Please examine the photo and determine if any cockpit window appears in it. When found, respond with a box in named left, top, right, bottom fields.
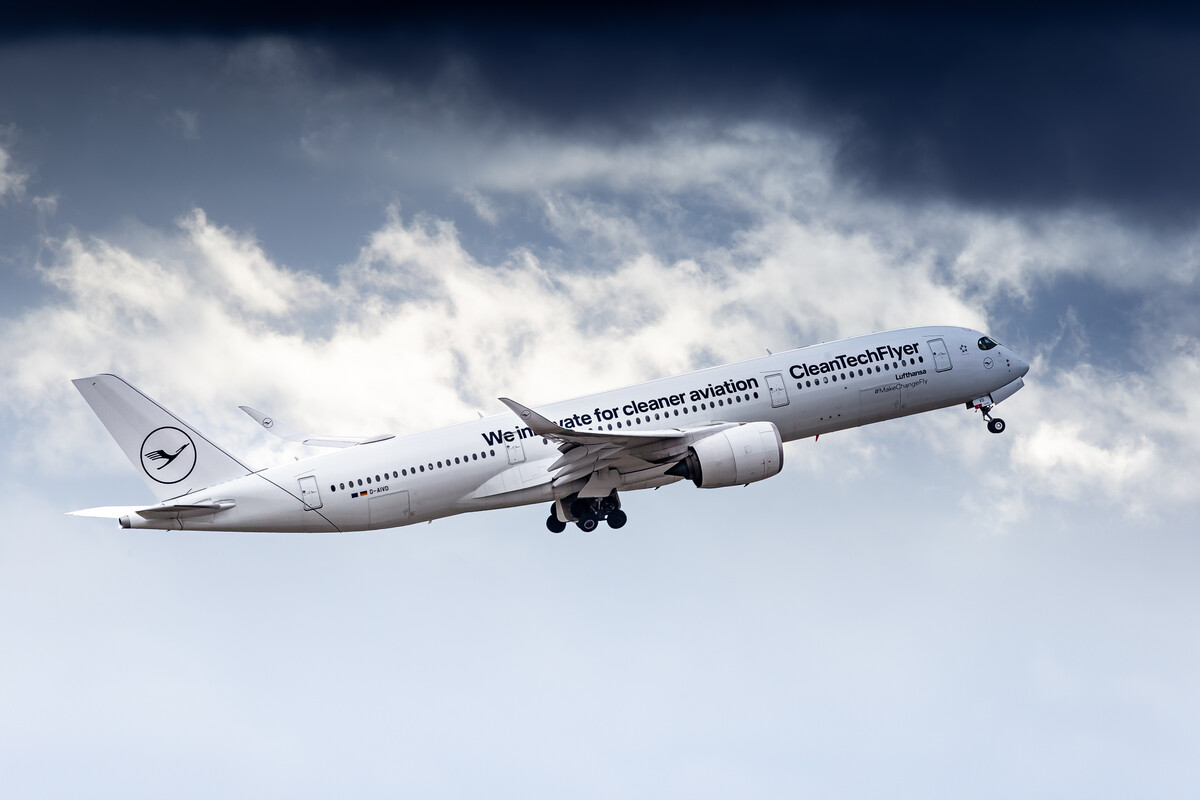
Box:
left=977, top=336, right=1000, bottom=351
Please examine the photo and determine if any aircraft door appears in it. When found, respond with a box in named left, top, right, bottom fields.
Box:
left=765, top=373, right=790, bottom=408
left=927, top=338, right=953, bottom=372
left=506, top=439, right=526, bottom=465
left=298, top=475, right=323, bottom=510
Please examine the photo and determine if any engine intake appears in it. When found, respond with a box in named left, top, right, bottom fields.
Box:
left=666, top=421, right=784, bottom=488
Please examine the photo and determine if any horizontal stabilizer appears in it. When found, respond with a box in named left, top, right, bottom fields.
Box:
left=68, top=505, right=142, bottom=519
left=70, top=502, right=235, bottom=520
left=136, top=502, right=236, bottom=519
left=239, top=406, right=394, bottom=447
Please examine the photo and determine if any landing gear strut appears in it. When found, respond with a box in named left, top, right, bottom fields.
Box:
left=544, top=490, right=626, bottom=533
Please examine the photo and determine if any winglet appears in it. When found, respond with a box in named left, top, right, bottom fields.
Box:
left=498, top=397, right=572, bottom=437
left=240, top=406, right=311, bottom=442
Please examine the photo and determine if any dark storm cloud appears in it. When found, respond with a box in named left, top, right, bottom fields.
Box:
left=338, top=8, right=1200, bottom=225
left=7, top=6, right=1200, bottom=222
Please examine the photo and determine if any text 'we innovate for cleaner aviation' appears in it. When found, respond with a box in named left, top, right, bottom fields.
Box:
left=71, top=326, right=1029, bottom=534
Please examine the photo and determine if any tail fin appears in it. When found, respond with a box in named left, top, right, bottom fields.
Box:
left=73, top=374, right=251, bottom=501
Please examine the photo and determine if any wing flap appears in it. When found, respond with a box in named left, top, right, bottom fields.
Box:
left=498, top=397, right=727, bottom=491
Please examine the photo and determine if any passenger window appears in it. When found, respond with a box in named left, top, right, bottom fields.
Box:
left=366, top=477, right=371, bottom=484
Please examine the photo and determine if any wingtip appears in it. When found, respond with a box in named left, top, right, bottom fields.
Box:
left=497, top=397, right=527, bottom=415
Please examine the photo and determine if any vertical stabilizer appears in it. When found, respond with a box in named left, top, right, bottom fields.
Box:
left=73, top=374, right=251, bottom=502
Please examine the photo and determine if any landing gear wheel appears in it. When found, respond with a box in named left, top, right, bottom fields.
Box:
left=987, top=418, right=1006, bottom=434
left=577, top=516, right=599, bottom=533
left=546, top=515, right=567, bottom=534
left=606, top=509, right=627, bottom=529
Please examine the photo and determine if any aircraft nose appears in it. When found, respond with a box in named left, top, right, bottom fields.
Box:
left=1014, top=351, right=1030, bottom=378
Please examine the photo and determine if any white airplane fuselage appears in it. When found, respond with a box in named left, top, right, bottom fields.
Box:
left=88, top=325, right=1028, bottom=533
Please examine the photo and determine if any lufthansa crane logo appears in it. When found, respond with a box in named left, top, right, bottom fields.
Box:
left=140, top=426, right=197, bottom=484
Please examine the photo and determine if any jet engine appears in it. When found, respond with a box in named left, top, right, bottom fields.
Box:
left=666, top=421, right=784, bottom=488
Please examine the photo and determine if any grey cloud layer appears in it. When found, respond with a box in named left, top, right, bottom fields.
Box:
left=3, top=124, right=1197, bottom=521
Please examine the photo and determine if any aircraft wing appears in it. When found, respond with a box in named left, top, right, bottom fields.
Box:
left=499, top=397, right=731, bottom=495
left=240, top=406, right=394, bottom=448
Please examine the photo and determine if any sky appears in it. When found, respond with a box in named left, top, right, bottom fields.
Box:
left=2, top=8, right=1199, bottom=798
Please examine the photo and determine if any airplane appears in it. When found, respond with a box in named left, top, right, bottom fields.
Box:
left=69, top=325, right=1029, bottom=534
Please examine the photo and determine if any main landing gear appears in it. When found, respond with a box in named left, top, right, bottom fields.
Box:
left=545, top=491, right=627, bottom=533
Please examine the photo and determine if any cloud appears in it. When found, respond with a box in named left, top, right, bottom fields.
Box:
left=1009, top=342, right=1200, bottom=512
left=0, top=126, right=29, bottom=203
left=2, top=121, right=1198, bottom=518
left=0, top=201, right=978, bottom=480
left=165, top=108, right=200, bottom=140
left=32, top=194, right=57, bottom=216
left=455, top=187, right=498, bottom=224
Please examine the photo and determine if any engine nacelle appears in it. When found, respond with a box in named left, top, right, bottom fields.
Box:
left=667, top=421, right=784, bottom=488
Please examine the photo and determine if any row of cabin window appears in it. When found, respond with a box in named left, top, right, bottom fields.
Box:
left=796, top=357, right=924, bottom=390
left=330, top=448, right=499, bottom=492
left=588, top=392, right=760, bottom=431
left=328, top=389, right=765, bottom=492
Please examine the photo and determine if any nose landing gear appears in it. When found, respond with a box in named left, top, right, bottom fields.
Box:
left=970, top=398, right=1006, bottom=434
left=544, top=490, right=626, bottom=533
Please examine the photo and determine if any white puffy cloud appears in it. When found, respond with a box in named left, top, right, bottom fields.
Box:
left=1009, top=343, right=1200, bottom=511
